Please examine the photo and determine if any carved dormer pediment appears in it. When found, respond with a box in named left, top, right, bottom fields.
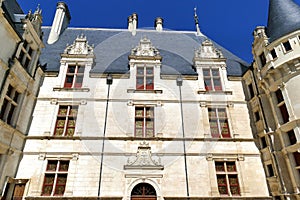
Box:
left=64, top=34, right=94, bottom=55
left=194, top=39, right=224, bottom=60
left=129, top=37, right=161, bottom=60
left=124, top=141, right=164, bottom=170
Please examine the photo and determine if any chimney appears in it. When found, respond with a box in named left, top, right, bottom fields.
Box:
left=155, top=17, right=163, bottom=32
left=47, top=2, right=71, bottom=44
left=128, top=15, right=133, bottom=31
left=128, top=13, right=138, bottom=36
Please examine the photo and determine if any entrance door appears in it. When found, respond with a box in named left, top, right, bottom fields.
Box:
left=131, top=183, right=156, bottom=200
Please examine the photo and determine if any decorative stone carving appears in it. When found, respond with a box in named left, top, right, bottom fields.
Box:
left=194, top=39, right=224, bottom=59
left=64, top=34, right=94, bottom=55
left=124, top=141, right=164, bottom=170
left=130, top=37, right=160, bottom=57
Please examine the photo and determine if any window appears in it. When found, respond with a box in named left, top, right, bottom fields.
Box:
left=54, top=105, right=78, bottom=136
left=0, top=85, right=21, bottom=125
left=266, top=164, right=274, bottom=177
left=287, top=130, right=297, bottom=145
left=270, top=49, right=277, bottom=59
left=283, top=41, right=292, bottom=52
left=64, top=64, right=84, bottom=88
left=135, top=107, right=154, bottom=137
left=260, top=136, right=268, bottom=149
left=18, top=40, right=34, bottom=69
left=215, top=161, right=240, bottom=196
left=293, top=152, right=300, bottom=177
left=136, top=66, right=154, bottom=90
left=208, top=108, right=230, bottom=138
left=42, top=160, right=69, bottom=196
left=254, top=111, right=260, bottom=122
left=2, top=179, right=27, bottom=200
left=248, top=83, right=255, bottom=99
left=275, top=89, right=289, bottom=124
left=259, top=53, right=266, bottom=67
left=203, top=68, right=222, bottom=91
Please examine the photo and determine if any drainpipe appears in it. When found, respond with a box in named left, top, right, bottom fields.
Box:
left=98, top=74, right=113, bottom=197
left=176, top=76, right=190, bottom=199
left=252, top=70, right=286, bottom=196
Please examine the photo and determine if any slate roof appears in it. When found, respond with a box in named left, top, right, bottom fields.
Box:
left=1, top=0, right=26, bottom=36
left=40, top=27, right=249, bottom=77
left=267, top=0, right=300, bottom=42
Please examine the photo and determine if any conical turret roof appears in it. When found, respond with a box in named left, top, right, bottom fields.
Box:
left=267, top=0, right=300, bottom=42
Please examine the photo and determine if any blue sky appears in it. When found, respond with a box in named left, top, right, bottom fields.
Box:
left=17, top=0, right=300, bottom=63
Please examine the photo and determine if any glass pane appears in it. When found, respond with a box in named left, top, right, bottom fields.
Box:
left=59, top=161, right=69, bottom=171
left=208, top=109, right=216, bottom=118
left=75, top=76, right=83, bottom=84
left=66, top=128, right=75, bottom=136
left=55, top=128, right=64, bottom=136
left=135, top=129, right=143, bottom=137
left=146, top=67, right=153, bottom=75
left=218, top=186, right=228, bottom=194
left=146, top=120, right=154, bottom=129
left=42, top=185, right=53, bottom=195
left=68, top=119, right=76, bottom=127
left=218, top=109, right=226, bottom=118
left=204, top=79, right=212, bottom=87
left=203, top=69, right=210, bottom=76
left=212, top=69, right=219, bottom=76
left=229, top=176, right=238, bottom=184
left=230, top=186, right=240, bottom=195
left=135, top=120, right=143, bottom=128
left=54, top=186, right=65, bottom=195
left=58, top=107, right=68, bottom=116
left=215, top=162, right=225, bottom=172
left=146, top=108, right=154, bottom=118
left=146, top=129, right=153, bottom=137
left=13, top=92, right=19, bottom=102
left=56, top=119, right=66, bottom=127
left=67, top=66, right=76, bottom=73
left=44, top=175, right=55, bottom=184
left=47, top=161, right=57, bottom=171
left=227, top=162, right=236, bottom=172
left=137, top=67, right=144, bottom=75
left=135, top=108, right=144, bottom=117
left=56, top=174, right=67, bottom=184
left=77, top=66, right=85, bottom=73
left=69, top=107, right=78, bottom=116
left=65, top=76, right=74, bottom=84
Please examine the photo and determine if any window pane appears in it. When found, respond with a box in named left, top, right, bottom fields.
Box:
left=42, top=185, right=53, bottom=196
left=59, top=161, right=69, bottom=171
left=137, top=67, right=144, bottom=75
left=212, top=69, right=219, bottom=76
left=67, top=66, right=76, bottom=73
left=203, top=69, right=210, bottom=76
left=58, top=107, right=68, bottom=116
left=68, top=119, right=76, bottom=127
left=47, top=161, right=57, bottom=171
left=135, top=108, right=144, bottom=117
left=69, top=107, right=78, bottom=116
left=227, top=162, right=236, bottom=172
left=55, top=128, right=64, bottom=136
left=146, top=120, right=154, bottom=129
left=75, top=76, right=83, bottom=84
left=146, top=108, right=154, bottom=118
left=146, top=68, right=153, bottom=75
left=215, top=162, right=225, bottom=172
left=135, top=128, right=143, bottom=137
left=77, top=66, right=84, bottom=73
left=135, top=120, right=143, bottom=128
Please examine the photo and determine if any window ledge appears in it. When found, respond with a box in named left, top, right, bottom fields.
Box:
left=53, top=87, right=90, bottom=92
left=197, top=90, right=233, bottom=95
left=127, top=89, right=163, bottom=94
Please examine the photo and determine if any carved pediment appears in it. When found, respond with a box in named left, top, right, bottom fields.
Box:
left=124, top=141, right=164, bottom=170
left=194, top=39, right=224, bottom=59
left=64, top=34, right=94, bottom=55
left=130, top=37, right=160, bottom=57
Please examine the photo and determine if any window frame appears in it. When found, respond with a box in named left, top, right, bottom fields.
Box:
left=18, top=40, right=35, bottom=70
left=208, top=108, right=230, bottom=138
left=282, top=40, right=292, bottom=52
left=0, top=84, right=21, bottom=125
left=135, top=106, right=155, bottom=138
left=136, top=66, right=154, bottom=90
left=54, top=105, right=78, bottom=136
left=203, top=68, right=223, bottom=91
left=270, top=49, right=277, bottom=60
left=275, top=89, right=289, bottom=124
left=64, top=64, right=85, bottom=88
left=215, top=161, right=240, bottom=196
left=42, top=160, right=69, bottom=196
left=259, top=52, right=266, bottom=67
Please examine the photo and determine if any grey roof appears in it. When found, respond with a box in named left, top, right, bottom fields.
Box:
left=267, top=0, right=300, bottom=42
left=1, top=0, right=26, bottom=36
left=41, top=27, right=249, bottom=77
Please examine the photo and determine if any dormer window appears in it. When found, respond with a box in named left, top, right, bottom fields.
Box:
left=64, top=64, right=84, bottom=88
left=283, top=41, right=292, bottom=52
left=136, top=66, right=154, bottom=90
left=203, top=68, right=222, bottom=91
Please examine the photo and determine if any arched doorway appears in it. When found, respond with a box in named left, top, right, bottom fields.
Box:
left=131, top=183, right=157, bottom=200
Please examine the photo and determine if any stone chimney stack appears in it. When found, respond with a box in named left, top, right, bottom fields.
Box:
left=128, top=15, right=133, bottom=31
left=131, top=13, right=138, bottom=36
left=155, top=17, right=163, bottom=32
left=47, top=2, right=71, bottom=44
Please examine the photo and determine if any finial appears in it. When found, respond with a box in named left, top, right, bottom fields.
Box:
left=194, top=7, right=199, bottom=25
